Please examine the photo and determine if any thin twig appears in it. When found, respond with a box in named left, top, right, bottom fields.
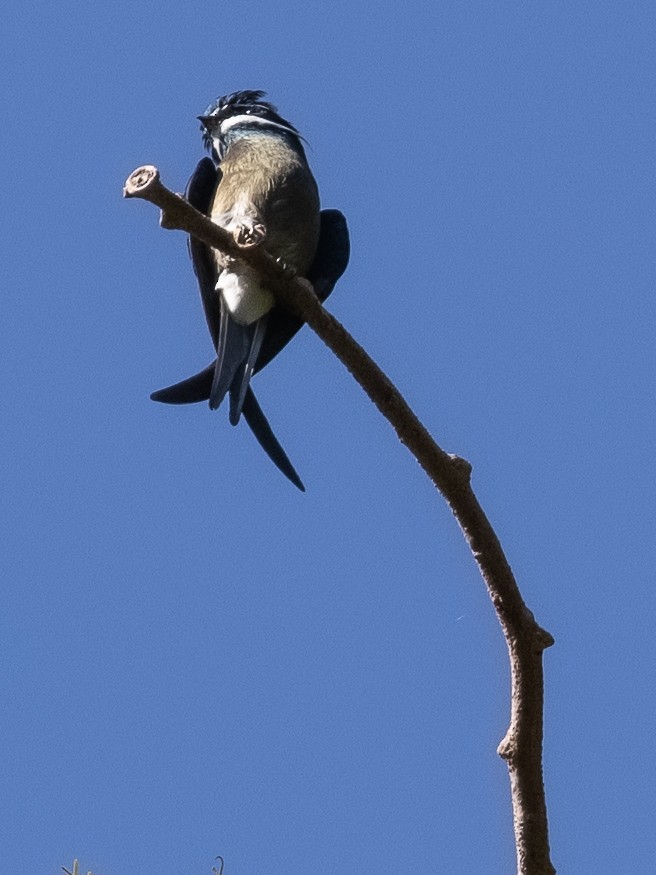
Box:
left=124, top=165, right=557, bottom=875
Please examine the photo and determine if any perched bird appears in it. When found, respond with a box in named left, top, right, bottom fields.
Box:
left=151, top=90, right=349, bottom=490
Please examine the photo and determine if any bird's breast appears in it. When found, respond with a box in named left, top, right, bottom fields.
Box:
left=213, top=137, right=320, bottom=269
left=209, top=136, right=321, bottom=325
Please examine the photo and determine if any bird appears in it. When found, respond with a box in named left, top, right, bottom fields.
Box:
left=151, top=90, right=349, bottom=491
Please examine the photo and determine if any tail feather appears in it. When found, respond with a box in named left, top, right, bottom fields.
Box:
left=209, top=298, right=251, bottom=410
left=150, top=365, right=213, bottom=404
left=241, top=388, right=305, bottom=491
left=230, top=315, right=269, bottom=425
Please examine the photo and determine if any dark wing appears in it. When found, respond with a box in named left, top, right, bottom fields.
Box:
left=150, top=157, right=221, bottom=403
left=185, top=157, right=222, bottom=347
left=307, top=209, right=351, bottom=302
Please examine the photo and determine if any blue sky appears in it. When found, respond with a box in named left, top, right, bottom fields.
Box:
left=2, top=2, right=655, bottom=873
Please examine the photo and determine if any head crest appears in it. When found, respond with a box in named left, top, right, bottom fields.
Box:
left=199, top=90, right=304, bottom=149
left=202, top=90, right=279, bottom=119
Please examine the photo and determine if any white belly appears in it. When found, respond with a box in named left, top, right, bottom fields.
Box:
left=216, top=264, right=274, bottom=325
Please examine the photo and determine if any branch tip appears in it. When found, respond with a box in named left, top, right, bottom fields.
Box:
left=123, top=165, right=161, bottom=199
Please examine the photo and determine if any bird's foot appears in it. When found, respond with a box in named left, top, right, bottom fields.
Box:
left=234, top=221, right=267, bottom=248
left=274, top=256, right=297, bottom=278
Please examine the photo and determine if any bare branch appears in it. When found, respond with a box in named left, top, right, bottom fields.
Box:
left=124, top=166, right=556, bottom=875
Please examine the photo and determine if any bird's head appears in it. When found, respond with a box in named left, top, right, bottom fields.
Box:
left=198, top=90, right=307, bottom=162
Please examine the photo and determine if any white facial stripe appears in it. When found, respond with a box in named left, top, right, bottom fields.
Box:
left=218, top=114, right=297, bottom=137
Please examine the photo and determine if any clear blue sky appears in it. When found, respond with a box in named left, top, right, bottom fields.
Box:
left=2, top=2, right=654, bottom=873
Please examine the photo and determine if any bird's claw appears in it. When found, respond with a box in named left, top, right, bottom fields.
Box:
left=275, top=256, right=297, bottom=278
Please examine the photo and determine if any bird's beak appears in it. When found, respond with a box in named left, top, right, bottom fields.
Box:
left=197, top=115, right=211, bottom=127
